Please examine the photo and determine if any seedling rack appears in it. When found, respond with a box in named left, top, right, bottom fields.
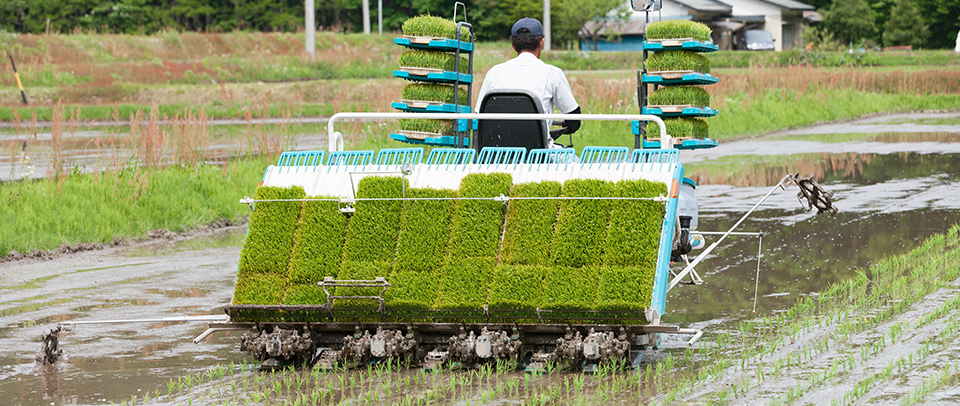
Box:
left=636, top=17, right=719, bottom=150
left=391, top=9, right=475, bottom=148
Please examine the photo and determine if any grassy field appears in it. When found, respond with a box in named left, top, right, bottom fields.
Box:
left=2, top=32, right=959, bottom=256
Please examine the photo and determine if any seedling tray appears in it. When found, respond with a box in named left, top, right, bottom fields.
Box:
left=643, top=39, right=718, bottom=53
left=393, top=100, right=471, bottom=113
left=394, top=36, right=474, bottom=53
left=641, top=137, right=719, bottom=150
left=390, top=132, right=470, bottom=147
left=643, top=105, right=719, bottom=117
left=394, top=68, right=473, bottom=84
left=642, top=72, right=718, bottom=85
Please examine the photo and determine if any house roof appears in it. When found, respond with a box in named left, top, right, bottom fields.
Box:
left=673, top=0, right=732, bottom=13
left=754, top=0, right=814, bottom=11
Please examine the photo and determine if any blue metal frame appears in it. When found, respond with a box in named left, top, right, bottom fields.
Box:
left=579, top=146, right=630, bottom=169
left=650, top=162, right=685, bottom=317
left=326, top=150, right=374, bottom=171
left=477, top=147, right=526, bottom=169
left=426, top=148, right=476, bottom=169
left=526, top=148, right=576, bottom=171
left=375, top=148, right=424, bottom=170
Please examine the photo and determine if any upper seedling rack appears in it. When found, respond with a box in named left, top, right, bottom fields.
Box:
left=390, top=11, right=476, bottom=148
left=636, top=19, right=719, bottom=150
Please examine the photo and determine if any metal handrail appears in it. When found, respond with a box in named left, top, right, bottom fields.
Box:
left=326, top=112, right=670, bottom=152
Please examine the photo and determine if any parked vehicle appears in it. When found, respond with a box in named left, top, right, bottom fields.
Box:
left=737, top=29, right=775, bottom=51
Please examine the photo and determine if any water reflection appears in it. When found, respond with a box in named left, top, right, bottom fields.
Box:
left=687, top=152, right=960, bottom=187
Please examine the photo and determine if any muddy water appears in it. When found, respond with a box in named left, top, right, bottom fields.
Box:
left=1, top=113, right=958, bottom=404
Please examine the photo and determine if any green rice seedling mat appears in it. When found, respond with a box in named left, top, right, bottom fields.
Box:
left=233, top=186, right=304, bottom=305
left=394, top=37, right=474, bottom=53
left=384, top=269, right=439, bottom=322
left=333, top=261, right=392, bottom=321
left=603, top=179, right=667, bottom=268
left=644, top=20, right=712, bottom=43
left=595, top=266, right=655, bottom=320
left=283, top=284, right=326, bottom=305
left=341, top=176, right=407, bottom=263
left=236, top=186, right=305, bottom=275
left=398, top=50, right=470, bottom=74
left=540, top=266, right=601, bottom=323
left=401, top=15, right=472, bottom=42
left=647, top=117, right=709, bottom=139
left=287, top=198, right=347, bottom=286
left=447, top=173, right=513, bottom=258
left=487, top=265, right=546, bottom=323
left=498, top=181, right=562, bottom=266
left=551, top=179, right=615, bottom=268
left=394, top=188, right=458, bottom=274
left=233, top=272, right=287, bottom=305
left=397, top=119, right=454, bottom=140
left=649, top=86, right=710, bottom=107
left=645, top=50, right=711, bottom=75
left=401, top=83, right=468, bottom=104
left=435, top=257, right=495, bottom=322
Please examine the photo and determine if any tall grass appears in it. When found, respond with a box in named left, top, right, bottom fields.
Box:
left=0, top=160, right=262, bottom=256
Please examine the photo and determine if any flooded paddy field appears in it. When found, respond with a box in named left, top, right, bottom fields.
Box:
left=1, top=112, right=959, bottom=405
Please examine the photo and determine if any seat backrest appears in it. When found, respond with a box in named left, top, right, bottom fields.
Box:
left=476, top=89, right=550, bottom=151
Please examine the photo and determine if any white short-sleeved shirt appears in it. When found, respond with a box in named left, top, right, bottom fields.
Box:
left=475, top=52, right=579, bottom=115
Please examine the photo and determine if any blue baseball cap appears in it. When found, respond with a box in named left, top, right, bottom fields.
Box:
left=511, top=17, right=543, bottom=37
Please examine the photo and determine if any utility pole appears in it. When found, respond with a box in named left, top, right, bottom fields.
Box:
left=378, top=0, right=383, bottom=35
left=305, top=0, right=316, bottom=58
left=362, top=0, right=371, bottom=34
left=543, top=0, right=551, bottom=50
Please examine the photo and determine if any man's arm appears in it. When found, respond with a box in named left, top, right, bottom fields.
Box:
left=553, top=70, right=581, bottom=135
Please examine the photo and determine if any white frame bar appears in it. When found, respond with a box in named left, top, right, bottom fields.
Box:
left=326, top=112, right=670, bottom=152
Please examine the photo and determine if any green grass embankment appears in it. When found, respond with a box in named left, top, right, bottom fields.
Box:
left=0, top=159, right=264, bottom=258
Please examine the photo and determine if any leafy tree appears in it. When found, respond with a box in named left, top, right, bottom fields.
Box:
left=823, top=0, right=876, bottom=44
left=915, top=0, right=960, bottom=49
left=560, top=0, right=628, bottom=51
left=882, top=0, right=927, bottom=48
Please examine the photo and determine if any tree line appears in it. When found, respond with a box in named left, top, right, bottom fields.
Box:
left=0, top=0, right=957, bottom=49
left=0, top=0, right=622, bottom=47
left=804, top=0, right=957, bottom=49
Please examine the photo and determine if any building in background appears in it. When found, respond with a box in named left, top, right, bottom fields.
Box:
left=581, top=0, right=816, bottom=52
